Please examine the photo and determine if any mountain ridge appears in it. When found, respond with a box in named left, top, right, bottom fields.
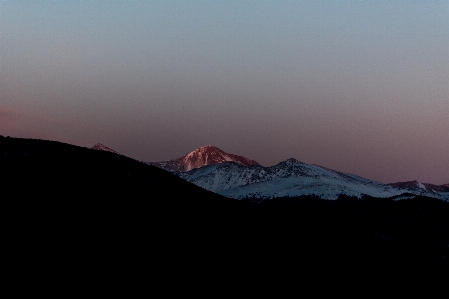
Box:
left=390, top=180, right=449, bottom=193
left=89, top=142, right=448, bottom=200
left=177, top=160, right=449, bottom=201
left=148, top=145, right=260, bottom=172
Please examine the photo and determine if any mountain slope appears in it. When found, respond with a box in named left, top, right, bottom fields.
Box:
left=148, top=145, right=259, bottom=172
left=390, top=180, right=449, bottom=193
left=178, top=159, right=449, bottom=201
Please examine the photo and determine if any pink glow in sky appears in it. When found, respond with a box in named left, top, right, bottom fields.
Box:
left=1, top=1, right=448, bottom=184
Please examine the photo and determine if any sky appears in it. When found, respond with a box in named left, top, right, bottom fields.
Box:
left=1, top=1, right=448, bottom=185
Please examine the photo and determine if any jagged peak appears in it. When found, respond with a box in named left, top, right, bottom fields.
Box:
left=92, top=143, right=106, bottom=148
left=270, top=158, right=304, bottom=168
left=390, top=180, right=428, bottom=190
left=286, top=158, right=299, bottom=162
left=190, top=145, right=222, bottom=153
left=90, top=143, right=121, bottom=155
left=280, top=158, right=303, bottom=165
left=151, top=145, right=259, bottom=172
left=197, top=145, right=219, bottom=150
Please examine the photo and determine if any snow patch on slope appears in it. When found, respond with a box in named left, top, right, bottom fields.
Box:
left=177, top=160, right=449, bottom=201
left=416, top=181, right=426, bottom=190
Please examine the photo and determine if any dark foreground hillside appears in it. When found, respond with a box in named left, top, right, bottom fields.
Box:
left=2, top=136, right=448, bottom=283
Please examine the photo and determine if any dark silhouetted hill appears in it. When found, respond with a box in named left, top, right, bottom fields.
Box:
left=2, top=135, right=448, bottom=279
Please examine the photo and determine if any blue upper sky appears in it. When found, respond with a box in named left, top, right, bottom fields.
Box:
left=1, top=1, right=448, bottom=184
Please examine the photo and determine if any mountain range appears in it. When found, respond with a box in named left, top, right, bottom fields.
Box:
left=3, top=135, right=448, bottom=272
left=140, top=145, right=449, bottom=201
left=177, top=159, right=447, bottom=201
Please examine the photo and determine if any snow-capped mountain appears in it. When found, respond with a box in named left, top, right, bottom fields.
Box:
left=390, top=180, right=449, bottom=194
left=91, top=143, right=122, bottom=155
left=148, top=145, right=259, bottom=172
left=90, top=142, right=448, bottom=201
left=177, top=159, right=449, bottom=201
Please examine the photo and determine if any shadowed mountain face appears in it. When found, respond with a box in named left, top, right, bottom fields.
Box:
left=148, top=145, right=260, bottom=172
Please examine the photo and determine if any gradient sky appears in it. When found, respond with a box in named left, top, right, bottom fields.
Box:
left=1, top=1, right=448, bottom=184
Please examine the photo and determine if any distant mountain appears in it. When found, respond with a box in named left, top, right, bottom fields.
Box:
left=178, top=159, right=449, bottom=201
left=148, top=145, right=259, bottom=172
left=92, top=142, right=448, bottom=202
left=390, top=180, right=449, bottom=193
left=91, top=143, right=122, bottom=155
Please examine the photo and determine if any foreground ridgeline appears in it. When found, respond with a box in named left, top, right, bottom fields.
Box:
left=0, top=136, right=222, bottom=201
left=2, top=135, right=448, bottom=273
